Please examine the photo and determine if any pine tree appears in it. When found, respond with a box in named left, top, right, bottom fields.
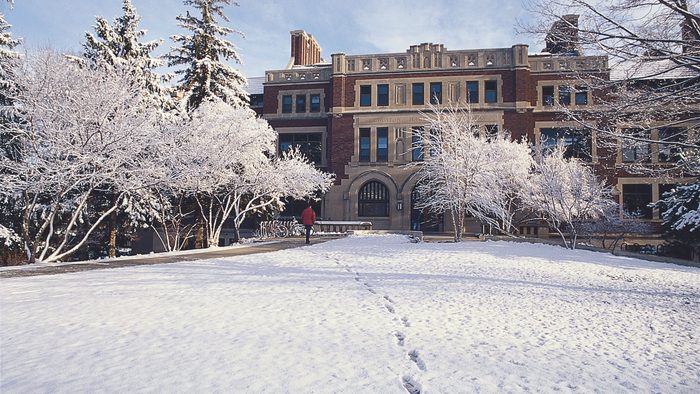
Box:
left=655, top=182, right=700, bottom=260
left=82, top=1, right=173, bottom=257
left=83, top=0, right=170, bottom=108
left=167, top=0, right=248, bottom=110
left=0, top=1, right=20, bottom=121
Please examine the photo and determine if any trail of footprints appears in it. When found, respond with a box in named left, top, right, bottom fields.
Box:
left=328, top=254, right=426, bottom=394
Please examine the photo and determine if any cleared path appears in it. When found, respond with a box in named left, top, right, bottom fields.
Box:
left=0, top=237, right=339, bottom=279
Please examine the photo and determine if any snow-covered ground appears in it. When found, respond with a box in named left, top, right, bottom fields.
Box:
left=2, top=235, right=698, bottom=393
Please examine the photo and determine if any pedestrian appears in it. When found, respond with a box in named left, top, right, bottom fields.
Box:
left=300, top=203, right=316, bottom=244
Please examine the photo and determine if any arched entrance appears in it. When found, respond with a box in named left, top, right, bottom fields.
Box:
left=410, top=186, right=443, bottom=233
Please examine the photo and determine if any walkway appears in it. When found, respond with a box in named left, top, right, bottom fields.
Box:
left=1, top=238, right=338, bottom=279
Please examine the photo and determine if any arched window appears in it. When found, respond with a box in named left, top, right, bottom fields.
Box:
left=358, top=181, right=389, bottom=217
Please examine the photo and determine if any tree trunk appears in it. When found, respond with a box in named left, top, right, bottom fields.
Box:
left=233, top=224, right=240, bottom=243
left=108, top=195, right=118, bottom=258
left=195, top=219, right=204, bottom=249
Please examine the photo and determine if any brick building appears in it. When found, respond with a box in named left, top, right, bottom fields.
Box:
left=261, top=29, right=696, bottom=234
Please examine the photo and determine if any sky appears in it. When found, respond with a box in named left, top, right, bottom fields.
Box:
left=2, top=0, right=542, bottom=78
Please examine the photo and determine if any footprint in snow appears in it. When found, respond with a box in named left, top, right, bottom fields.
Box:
left=402, top=375, right=422, bottom=394
left=408, top=349, right=427, bottom=371
left=383, top=295, right=395, bottom=304
left=385, top=304, right=395, bottom=313
left=402, top=316, right=411, bottom=327
left=395, top=331, right=405, bottom=346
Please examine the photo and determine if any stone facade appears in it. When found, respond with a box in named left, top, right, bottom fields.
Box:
left=262, top=30, right=695, bottom=234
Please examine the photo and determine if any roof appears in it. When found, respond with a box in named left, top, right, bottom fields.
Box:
left=610, top=58, right=699, bottom=81
left=246, top=76, right=265, bottom=95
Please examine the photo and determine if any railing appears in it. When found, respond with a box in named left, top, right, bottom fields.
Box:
left=315, top=221, right=372, bottom=233
left=256, top=219, right=373, bottom=239
left=257, top=218, right=302, bottom=239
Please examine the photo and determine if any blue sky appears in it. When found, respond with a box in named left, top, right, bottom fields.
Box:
left=3, top=0, right=541, bottom=78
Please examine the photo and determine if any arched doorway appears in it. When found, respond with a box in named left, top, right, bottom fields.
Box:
left=358, top=181, right=389, bottom=217
left=411, top=186, right=443, bottom=232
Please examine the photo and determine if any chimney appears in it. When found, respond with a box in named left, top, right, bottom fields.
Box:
left=289, top=30, right=322, bottom=67
left=681, top=14, right=700, bottom=54
left=543, top=14, right=581, bottom=56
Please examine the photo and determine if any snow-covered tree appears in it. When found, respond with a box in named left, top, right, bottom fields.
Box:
left=520, top=0, right=700, bottom=176
left=0, top=51, right=163, bottom=263
left=411, top=104, right=534, bottom=241
left=79, top=0, right=175, bottom=257
left=0, top=0, right=20, bottom=122
left=82, top=0, right=172, bottom=111
left=653, top=181, right=700, bottom=259
left=167, top=0, right=248, bottom=110
left=165, top=101, right=333, bottom=246
left=578, top=206, right=653, bottom=250
left=522, top=144, right=615, bottom=249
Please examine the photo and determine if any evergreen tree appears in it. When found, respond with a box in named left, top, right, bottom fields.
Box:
left=0, top=1, right=20, bottom=121
left=82, top=0, right=173, bottom=257
left=655, top=182, right=700, bottom=260
left=83, top=0, right=171, bottom=109
left=167, top=0, right=248, bottom=110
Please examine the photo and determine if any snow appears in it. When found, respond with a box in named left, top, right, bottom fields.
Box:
left=2, top=235, right=698, bottom=393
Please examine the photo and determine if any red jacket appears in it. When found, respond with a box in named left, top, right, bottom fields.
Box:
left=301, top=207, right=316, bottom=225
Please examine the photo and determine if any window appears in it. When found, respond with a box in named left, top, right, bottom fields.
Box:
left=377, top=84, right=389, bottom=106
left=360, top=85, right=371, bottom=107
left=467, top=81, right=479, bottom=103
left=296, top=94, right=306, bottom=113
left=282, top=95, right=292, bottom=113
left=621, top=129, right=650, bottom=162
left=310, top=94, right=321, bottom=112
left=279, top=133, right=323, bottom=164
left=658, top=127, right=684, bottom=162
left=376, top=127, right=388, bottom=162
left=542, top=86, right=555, bottom=106
left=575, top=85, right=588, bottom=105
left=250, top=94, right=264, bottom=108
left=540, top=128, right=592, bottom=161
left=430, top=82, right=442, bottom=104
left=395, top=84, right=406, bottom=105
left=559, top=86, right=571, bottom=106
left=412, top=127, right=424, bottom=161
left=622, top=184, right=653, bottom=219
left=484, top=80, right=497, bottom=103
left=412, top=83, right=424, bottom=105
left=359, top=128, right=371, bottom=162
left=358, top=181, right=389, bottom=217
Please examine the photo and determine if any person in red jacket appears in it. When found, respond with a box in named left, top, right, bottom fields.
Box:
left=300, top=203, right=316, bottom=244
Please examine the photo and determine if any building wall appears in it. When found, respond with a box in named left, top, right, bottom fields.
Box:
left=263, top=39, right=695, bottom=233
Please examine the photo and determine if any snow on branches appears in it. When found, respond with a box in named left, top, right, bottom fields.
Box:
left=0, top=51, right=164, bottom=263
left=163, top=101, right=333, bottom=246
left=82, top=0, right=172, bottom=113
left=520, top=0, right=700, bottom=176
left=411, top=104, right=533, bottom=241
left=522, top=144, right=615, bottom=249
left=167, top=0, right=248, bottom=110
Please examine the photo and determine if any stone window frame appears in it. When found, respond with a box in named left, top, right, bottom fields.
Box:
left=535, top=80, right=591, bottom=110
left=275, top=126, right=328, bottom=167
left=616, top=177, right=696, bottom=221
left=351, top=75, right=503, bottom=111
left=534, top=121, right=599, bottom=164
left=614, top=121, right=695, bottom=165
left=276, top=88, right=326, bottom=117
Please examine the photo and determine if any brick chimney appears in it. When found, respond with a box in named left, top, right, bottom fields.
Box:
left=543, top=14, right=581, bottom=56
left=681, top=15, right=700, bottom=54
left=289, top=30, right=322, bottom=67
